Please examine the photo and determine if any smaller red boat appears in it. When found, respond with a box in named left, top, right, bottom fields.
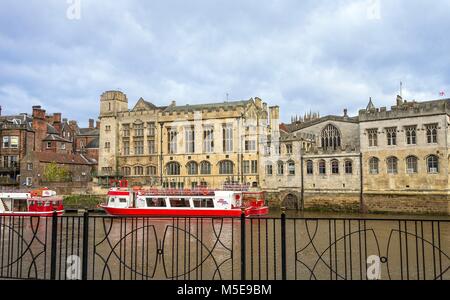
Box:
left=0, top=188, right=64, bottom=217
left=100, top=180, right=269, bottom=217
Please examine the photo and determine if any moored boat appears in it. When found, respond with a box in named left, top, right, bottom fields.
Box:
left=0, top=188, right=64, bottom=217
left=100, top=180, right=269, bottom=217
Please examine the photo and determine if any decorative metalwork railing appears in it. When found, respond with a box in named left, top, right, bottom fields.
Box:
left=0, top=213, right=448, bottom=280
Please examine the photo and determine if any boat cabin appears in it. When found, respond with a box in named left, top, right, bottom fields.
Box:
left=106, top=189, right=243, bottom=210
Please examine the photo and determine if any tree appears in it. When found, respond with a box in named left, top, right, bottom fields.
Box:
left=43, top=162, right=71, bottom=182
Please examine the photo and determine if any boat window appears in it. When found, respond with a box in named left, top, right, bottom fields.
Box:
left=119, top=198, right=127, bottom=203
left=44, top=201, right=51, bottom=207
left=169, top=198, right=190, bottom=208
left=146, top=198, right=166, bottom=208
left=193, top=198, right=214, bottom=208
left=14, top=200, right=28, bottom=212
left=109, top=197, right=115, bottom=203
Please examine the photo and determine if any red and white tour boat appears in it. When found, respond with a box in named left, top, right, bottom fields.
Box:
left=100, top=180, right=269, bottom=217
left=0, top=188, right=64, bottom=217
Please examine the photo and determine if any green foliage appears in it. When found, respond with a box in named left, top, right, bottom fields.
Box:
left=43, top=162, right=71, bottom=182
left=63, top=195, right=104, bottom=209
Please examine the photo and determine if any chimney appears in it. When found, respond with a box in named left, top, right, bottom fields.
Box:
left=89, top=119, right=94, bottom=129
left=63, top=118, right=68, bottom=123
left=396, top=95, right=403, bottom=106
left=53, top=113, right=62, bottom=123
left=170, top=100, right=176, bottom=107
left=96, top=120, right=100, bottom=129
left=343, top=108, right=348, bottom=118
left=32, top=106, right=46, bottom=119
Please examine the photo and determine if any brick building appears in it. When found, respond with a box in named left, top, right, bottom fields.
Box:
left=0, top=105, right=98, bottom=188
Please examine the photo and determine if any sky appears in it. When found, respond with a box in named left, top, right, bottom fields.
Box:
left=0, top=0, right=449, bottom=126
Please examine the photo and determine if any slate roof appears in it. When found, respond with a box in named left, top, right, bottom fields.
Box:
left=43, top=134, right=72, bottom=143
left=78, top=128, right=100, bottom=136
left=162, top=100, right=252, bottom=113
left=85, top=137, right=99, bottom=149
left=35, top=152, right=94, bottom=165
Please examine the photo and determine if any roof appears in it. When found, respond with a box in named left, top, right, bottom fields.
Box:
left=43, top=134, right=72, bottom=143
left=78, top=128, right=100, bottom=136
left=35, top=152, right=94, bottom=165
left=47, top=124, right=58, bottom=134
left=285, top=115, right=359, bottom=132
left=162, top=100, right=252, bottom=113
left=85, top=137, right=99, bottom=149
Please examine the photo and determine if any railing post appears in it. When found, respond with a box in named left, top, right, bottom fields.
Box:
left=281, top=207, right=287, bottom=280
left=240, top=208, right=246, bottom=281
left=50, top=211, right=58, bottom=280
left=82, top=211, right=89, bottom=280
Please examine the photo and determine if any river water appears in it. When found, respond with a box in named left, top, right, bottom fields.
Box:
left=0, top=211, right=448, bottom=280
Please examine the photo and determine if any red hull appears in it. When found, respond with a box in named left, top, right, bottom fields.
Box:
left=0, top=210, right=64, bottom=217
left=100, top=205, right=268, bottom=217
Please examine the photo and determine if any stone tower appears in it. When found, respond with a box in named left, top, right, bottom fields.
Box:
left=98, top=91, right=129, bottom=176
left=100, top=90, right=128, bottom=117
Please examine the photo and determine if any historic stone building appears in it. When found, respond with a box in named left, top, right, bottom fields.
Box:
left=359, top=96, right=450, bottom=214
left=268, top=95, right=450, bottom=214
left=97, top=90, right=279, bottom=189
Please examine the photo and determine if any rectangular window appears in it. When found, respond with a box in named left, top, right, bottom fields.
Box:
left=203, top=126, right=214, bottom=153
left=169, top=198, right=191, bottom=208
left=2, top=137, right=9, bottom=148
left=123, top=141, right=130, bottom=155
left=2, top=136, right=19, bottom=149
left=123, top=124, right=130, bottom=137
left=105, top=125, right=111, bottom=131
left=134, top=140, right=144, bottom=155
left=243, top=161, right=250, bottom=174
left=286, top=144, right=293, bottom=154
left=147, top=122, right=156, bottom=136
left=251, top=160, right=258, bottom=174
left=134, top=124, right=144, bottom=137
left=185, top=127, right=195, bottom=154
left=10, top=137, right=19, bottom=149
left=27, top=163, right=33, bottom=171
left=47, top=142, right=52, bottom=149
left=148, top=140, right=156, bottom=154
left=222, top=125, right=233, bottom=152
left=266, top=164, right=273, bottom=175
left=60, top=143, right=66, bottom=150
left=168, top=128, right=178, bottom=154
left=367, top=129, right=378, bottom=147
left=26, top=177, right=32, bottom=186
left=245, top=140, right=256, bottom=152
left=277, top=162, right=284, bottom=175
left=405, top=126, right=417, bottom=145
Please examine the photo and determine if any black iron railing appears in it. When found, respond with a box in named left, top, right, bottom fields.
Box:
left=0, top=212, right=448, bottom=280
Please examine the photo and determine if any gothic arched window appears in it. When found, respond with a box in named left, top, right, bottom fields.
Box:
left=321, top=124, right=341, bottom=150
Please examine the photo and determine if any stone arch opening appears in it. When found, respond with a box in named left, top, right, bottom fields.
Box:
left=282, top=193, right=299, bottom=210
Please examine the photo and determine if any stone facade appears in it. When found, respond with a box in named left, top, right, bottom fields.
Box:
left=97, top=91, right=450, bottom=215
left=97, top=90, right=279, bottom=189
left=269, top=95, right=450, bottom=214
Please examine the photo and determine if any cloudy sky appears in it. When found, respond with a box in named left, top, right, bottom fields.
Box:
left=0, top=0, right=449, bottom=125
